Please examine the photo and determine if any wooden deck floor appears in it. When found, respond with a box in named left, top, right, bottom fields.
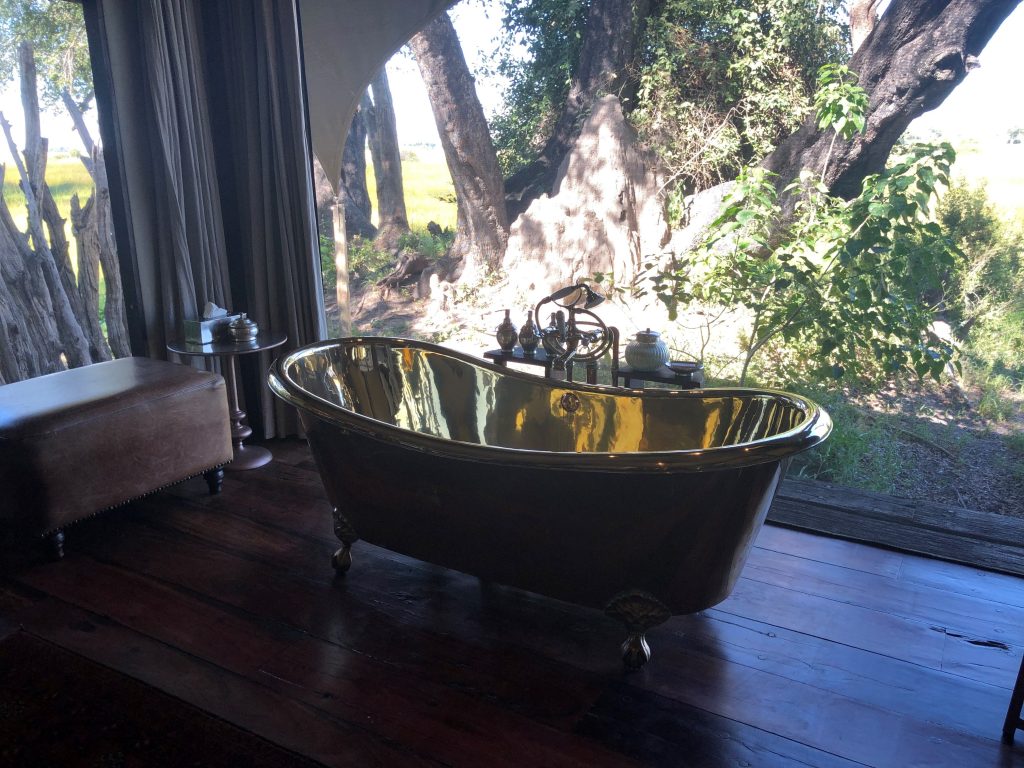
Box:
left=2, top=438, right=1023, bottom=767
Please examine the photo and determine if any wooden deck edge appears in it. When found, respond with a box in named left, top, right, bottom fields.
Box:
left=770, top=478, right=1024, bottom=578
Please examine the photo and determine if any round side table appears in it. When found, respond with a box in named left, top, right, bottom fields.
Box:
left=167, top=331, right=287, bottom=471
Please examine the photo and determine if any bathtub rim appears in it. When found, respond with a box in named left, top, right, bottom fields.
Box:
left=268, top=336, right=832, bottom=473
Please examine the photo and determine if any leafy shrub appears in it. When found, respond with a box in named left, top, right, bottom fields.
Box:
left=320, top=233, right=336, bottom=290
left=931, top=182, right=1024, bottom=406
left=631, top=0, right=848, bottom=206
left=348, top=237, right=398, bottom=286
left=975, top=373, right=1020, bottom=422
left=347, top=227, right=454, bottom=287
left=936, top=181, right=1022, bottom=326
left=650, top=141, right=959, bottom=385
left=773, top=386, right=904, bottom=492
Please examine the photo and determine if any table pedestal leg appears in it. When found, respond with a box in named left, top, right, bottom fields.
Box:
left=222, top=354, right=272, bottom=471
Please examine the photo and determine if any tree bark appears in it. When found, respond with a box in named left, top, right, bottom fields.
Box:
left=90, top=147, right=131, bottom=358
left=313, top=153, right=336, bottom=241
left=762, top=0, right=1022, bottom=205
left=0, top=167, right=67, bottom=380
left=503, top=0, right=652, bottom=219
left=1, top=112, right=92, bottom=370
left=849, top=0, right=884, bottom=52
left=340, top=91, right=376, bottom=240
left=70, top=193, right=112, bottom=362
left=410, top=12, right=509, bottom=279
left=367, top=67, right=409, bottom=252
left=61, top=89, right=96, bottom=177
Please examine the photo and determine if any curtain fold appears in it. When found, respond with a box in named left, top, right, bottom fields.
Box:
left=86, top=0, right=325, bottom=438
left=138, top=0, right=233, bottom=352
left=203, top=0, right=327, bottom=438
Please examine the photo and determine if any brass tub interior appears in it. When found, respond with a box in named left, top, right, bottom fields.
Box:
left=271, top=337, right=831, bottom=470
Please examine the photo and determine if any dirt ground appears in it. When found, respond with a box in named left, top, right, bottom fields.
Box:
left=336, top=282, right=1024, bottom=518
left=852, top=380, right=1024, bottom=516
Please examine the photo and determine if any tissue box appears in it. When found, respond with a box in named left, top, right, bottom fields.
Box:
left=184, top=314, right=241, bottom=344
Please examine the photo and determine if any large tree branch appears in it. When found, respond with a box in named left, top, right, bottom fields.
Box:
left=762, top=0, right=1021, bottom=205
left=61, top=88, right=96, bottom=178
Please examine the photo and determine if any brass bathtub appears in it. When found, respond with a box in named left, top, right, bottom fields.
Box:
left=268, top=337, right=831, bottom=669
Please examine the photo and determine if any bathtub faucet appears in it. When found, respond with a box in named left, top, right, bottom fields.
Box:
left=534, top=280, right=614, bottom=382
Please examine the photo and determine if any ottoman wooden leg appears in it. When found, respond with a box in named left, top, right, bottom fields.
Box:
left=203, top=468, right=225, bottom=495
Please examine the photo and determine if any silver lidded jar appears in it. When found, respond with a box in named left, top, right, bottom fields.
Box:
left=625, top=328, right=669, bottom=371
left=228, top=312, right=259, bottom=343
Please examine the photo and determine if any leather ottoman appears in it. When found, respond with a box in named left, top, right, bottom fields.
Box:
left=0, top=357, right=232, bottom=558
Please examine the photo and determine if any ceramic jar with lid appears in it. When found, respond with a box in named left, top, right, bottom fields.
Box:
left=624, top=328, right=669, bottom=371
left=228, top=312, right=259, bottom=343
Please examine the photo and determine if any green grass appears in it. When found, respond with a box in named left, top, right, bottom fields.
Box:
left=365, top=149, right=457, bottom=230
left=3, top=155, right=93, bottom=219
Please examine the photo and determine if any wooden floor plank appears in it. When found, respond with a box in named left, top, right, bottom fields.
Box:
left=754, top=523, right=905, bottom=579
left=743, top=546, right=1024, bottom=648
left=4, top=439, right=1023, bottom=767
left=9, top=597, right=442, bottom=767
left=72, top=496, right=1018, bottom=766
left=897, top=555, right=1024, bottom=609
left=16, top=540, right=638, bottom=768
left=130, top=498, right=1017, bottom=743
left=576, top=683, right=867, bottom=768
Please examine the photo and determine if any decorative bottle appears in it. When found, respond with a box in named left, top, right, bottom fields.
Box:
left=495, top=309, right=518, bottom=352
left=518, top=312, right=540, bottom=355
left=625, top=329, right=669, bottom=371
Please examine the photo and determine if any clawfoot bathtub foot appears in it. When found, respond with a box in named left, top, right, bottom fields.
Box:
left=332, top=544, right=353, bottom=573
left=331, top=507, right=359, bottom=575
left=621, top=631, right=652, bottom=671
left=605, top=590, right=672, bottom=672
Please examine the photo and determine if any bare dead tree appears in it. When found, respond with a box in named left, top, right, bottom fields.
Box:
left=0, top=41, right=132, bottom=382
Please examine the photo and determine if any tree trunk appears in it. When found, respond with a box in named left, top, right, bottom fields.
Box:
left=60, top=84, right=131, bottom=358
left=90, top=147, right=131, bottom=358
left=503, top=0, right=652, bottom=219
left=340, top=92, right=376, bottom=240
left=0, top=170, right=68, bottom=380
left=313, top=153, right=336, bottom=241
left=762, top=0, right=1022, bottom=206
left=410, top=12, right=509, bottom=279
left=70, top=193, right=113, bottom=362
left=367, top=67, right=409, bottom=252
left=849, top=0, right=884, bottom=52
left=0, top=113, right=92, bottom=370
